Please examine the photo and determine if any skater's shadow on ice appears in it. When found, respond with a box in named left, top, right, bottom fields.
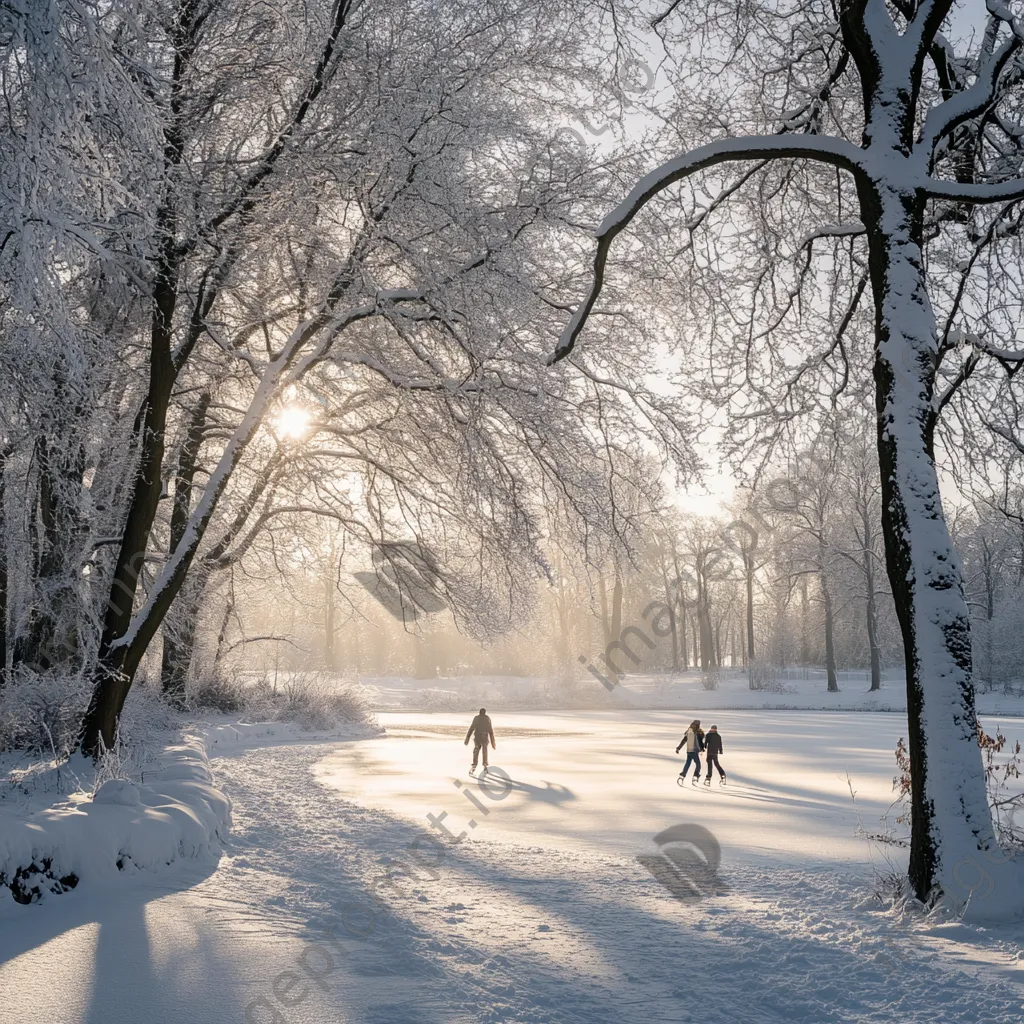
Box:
left=617, top=750, right=685, bottom=765
left=722, top=777, right=846, bottom=811
left=497, top=775, right=576, bottom=805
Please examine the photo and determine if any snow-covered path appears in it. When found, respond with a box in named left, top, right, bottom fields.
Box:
left=3, top=711, right=1024, bottom=1023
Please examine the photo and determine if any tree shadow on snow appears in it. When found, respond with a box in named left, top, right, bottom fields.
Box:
left=0, top=859, right=237, bottom=1024
left=387, top=830, right=1024, bottom=1024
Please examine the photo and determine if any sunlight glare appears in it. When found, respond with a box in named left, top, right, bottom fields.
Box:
left=274, top=404, right=312, bottom=441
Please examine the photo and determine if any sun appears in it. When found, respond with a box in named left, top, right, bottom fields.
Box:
left=273, top=403, right=312, bottom=441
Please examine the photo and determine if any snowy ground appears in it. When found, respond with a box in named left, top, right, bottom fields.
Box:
left=354, top=667, right=1024, bottom=716
left=3, top=709, right=1024, bottom=1022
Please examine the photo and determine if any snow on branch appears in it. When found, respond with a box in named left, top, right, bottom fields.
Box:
left=796, top=222, right=866, bottom=251
left=917, top=175, right=1024, bottom=202
left=108, top=299, right=377, bottom=654
left=902, top=0, right=958, bottom=59
left=948, top=328, right=1024, bottom=362
left=920, top=7, right=1022, bottom=159
left=549, top=136, right=865, bottom=363
left=861, top=0, right=908, bottom=57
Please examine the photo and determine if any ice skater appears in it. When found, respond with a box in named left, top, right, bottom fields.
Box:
left=703, top=724, right=726, bottom=786
left=675, top=719, right=705, bottom=785
left=465, top=707, right=496, bottom=774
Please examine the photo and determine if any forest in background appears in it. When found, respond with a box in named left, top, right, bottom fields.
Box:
left=210, top=428, right=1024, bottom=699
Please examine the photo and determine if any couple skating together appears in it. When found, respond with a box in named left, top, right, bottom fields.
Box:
left=675, top=720, right=727, bottom=787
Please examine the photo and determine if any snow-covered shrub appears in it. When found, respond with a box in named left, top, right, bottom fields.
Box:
left=238, top=676, right=277, bottom=719
left=190, top=674, right=247, bottom=713
left=700, top=667, right=719, bottom=691
left=280, top=676, right=336, bottom=729
left=195, top=670, right=375, bottom=730
left=0, top=670, right=90, bottom=756
left=870, top=868, right=914, bottom=908
left=416, top=687, right=464, bottom=711
left=2, top=735, right=230, bottom=904
left=92, top=741, right=135, bottom=791
left=117, top=682, right=176, bottom=747
left=0, top=667, right=176, bottom=763
left=747, top=658, right=785, bottom=692
left=275, top=674, right=374, bottom=730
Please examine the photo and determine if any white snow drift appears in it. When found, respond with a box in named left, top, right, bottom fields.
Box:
left=0, top=734, right=230, bottom=904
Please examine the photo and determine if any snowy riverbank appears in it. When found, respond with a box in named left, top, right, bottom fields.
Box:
left=0, top=713, right=385, bottom=907
left=351, top=668, right=1024, bottom=717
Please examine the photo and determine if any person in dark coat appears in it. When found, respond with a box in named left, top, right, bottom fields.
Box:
left=464, top=707, right=496, bottom=773
left=675, top=719, right=705, bottom=784
left=703, top=724, right=726, bottom=785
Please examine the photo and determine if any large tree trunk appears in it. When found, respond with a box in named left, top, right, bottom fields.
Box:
left=745, top=555, right=755, bottom=665
left=78, top=4, right=194, bottom=754
left=78, top=0, right=358, bottom=754
left=0, top=444, right=8, bottom=686
left=863, top=515, right=882, bottom=691
left=81, top=321, right=311, bottom=755
left=865, top=180, right=1001, bottom=907
left=799, top=575, right=810, bottom=665
left=822, top=578, right=838, bottom=692
left=697, top=576, right=713, bottom=673
left=161, top=393, right=210, bottom=707
left=82, top=244, right=180, bottom=741
left=658, top=544, right=680, bottom=671
left=820, top=540, right=838, bottom=692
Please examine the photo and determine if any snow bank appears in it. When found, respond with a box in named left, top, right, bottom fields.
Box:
left=355, top=669, right=1024, bottom=716
left=0, top=734, right=230, bottom=905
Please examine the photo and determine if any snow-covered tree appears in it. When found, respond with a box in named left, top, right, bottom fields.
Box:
left=0, top=2, right=695, bottom=753
left=554, top=0, right=1024, bottom=911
